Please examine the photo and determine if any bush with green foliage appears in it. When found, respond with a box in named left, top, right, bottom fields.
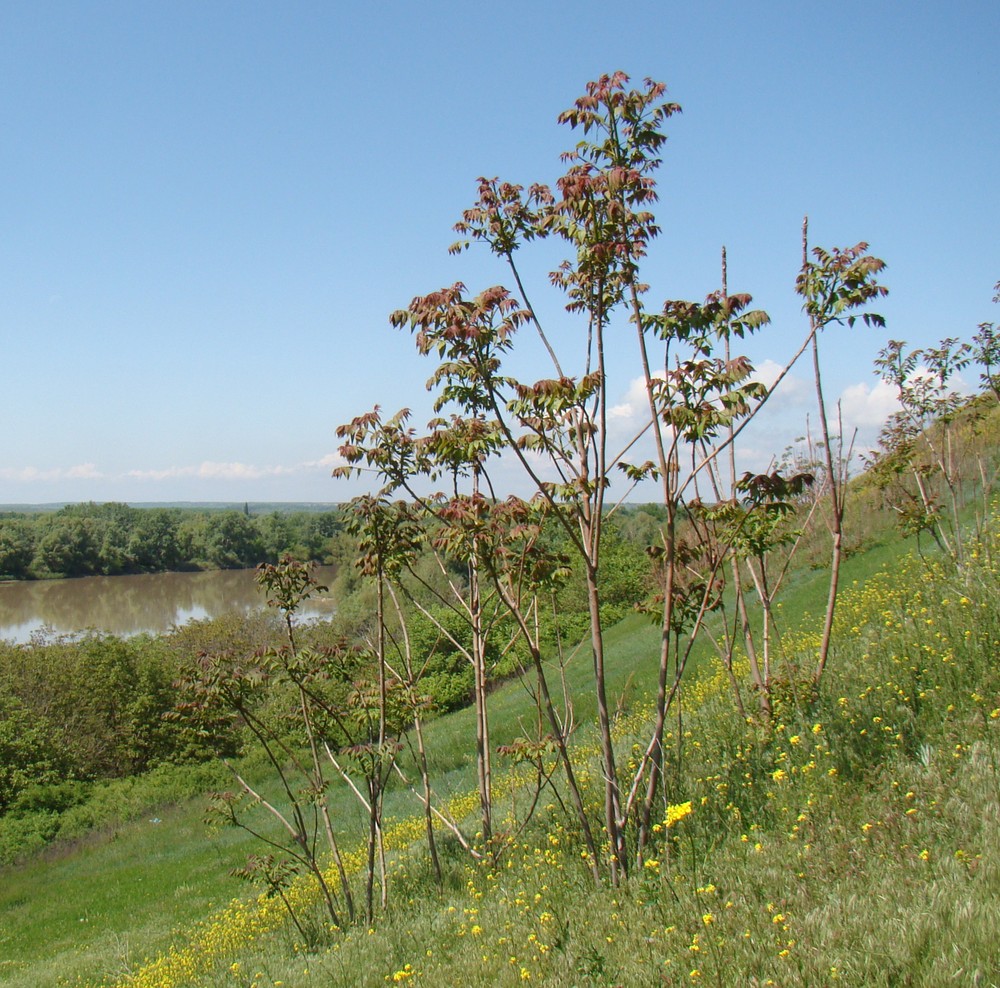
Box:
left=0, top=693, right=65, bottom=812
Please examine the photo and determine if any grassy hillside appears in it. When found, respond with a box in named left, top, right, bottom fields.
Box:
left=2, top=496, right=998, bottom=986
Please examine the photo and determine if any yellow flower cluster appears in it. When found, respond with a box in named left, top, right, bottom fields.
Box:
left=665, top=801, right=693, bottom=828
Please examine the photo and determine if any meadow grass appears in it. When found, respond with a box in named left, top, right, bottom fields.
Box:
left=190, top=536, right=998, bottom=987
left=0, top=609, right=666, bottom=987
left=4, top=516, right=1000, bottom=986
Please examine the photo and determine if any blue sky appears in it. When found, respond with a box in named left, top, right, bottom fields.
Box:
left=0, top=1, right=996, bottom=504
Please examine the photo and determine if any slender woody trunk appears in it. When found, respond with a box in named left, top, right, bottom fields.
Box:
left=588, top=290, right=626, bottom=882
left=636, top=501, right=675, bottom=858
left=629, top=274, right=678, bottom=863
left=720, top=247, right=766, bottom=719
left=295, top=663, right=355, bottom=923
left=471, top=466, right=492, bottom=844
left=805, top=218, right=844, bottom=685
left=393, top=580, right=442, bottom=882
left=363, top=567, right=390, bottom=920
left=488, top=570, right=603, bottom=882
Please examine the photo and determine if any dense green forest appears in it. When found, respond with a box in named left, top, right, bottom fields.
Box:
left=0, top=502, right=342, bottom=579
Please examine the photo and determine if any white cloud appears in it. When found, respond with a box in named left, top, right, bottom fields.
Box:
left=0, top=466, right=51, bottom=482
left=196, top=461, right=290, bottom=480
left=0, top=453, right=350, bottom=495
left=66, top=462, right=103, bottom=479
left=838, top=378, right=901, bottom=430
left=608, top=373, right=662, bottom=430
left=608, top=359, right=812, bottom=441
left=125, top=453, right=347, bottom=484
left=750, top=358, right=785, bottom=389
left=0, top=463, right=103, bottom=483
left=125, top=466, right=185, bottom=482
left=751, top=359, right=811, bottom=405
left=302, top=452, right=345, bottom=470
left=601, top=362, right=817, bottom=489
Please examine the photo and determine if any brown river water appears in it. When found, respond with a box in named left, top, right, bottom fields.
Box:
left=0, top=566, right=338, bottom=644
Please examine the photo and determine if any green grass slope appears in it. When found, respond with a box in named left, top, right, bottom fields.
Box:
left=2, top=509, right=999, bottom=986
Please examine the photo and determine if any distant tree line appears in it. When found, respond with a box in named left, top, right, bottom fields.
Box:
left=0, top=502, right=343, bottom=579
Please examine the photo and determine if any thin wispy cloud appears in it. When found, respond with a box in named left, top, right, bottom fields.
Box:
left=0, top=463, right=105, bottom=483
left=0, top=454, right=346, bottom=488
left=126, top=454, right=346, bottom=483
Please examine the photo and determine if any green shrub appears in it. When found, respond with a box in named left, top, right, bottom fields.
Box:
left=0, top=693, right=66, bottom=812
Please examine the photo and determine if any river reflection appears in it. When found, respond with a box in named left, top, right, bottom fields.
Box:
left=0, top=567, right=338, bottom=643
